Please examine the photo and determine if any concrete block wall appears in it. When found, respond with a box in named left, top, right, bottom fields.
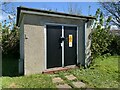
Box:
left=19, top=13, right=92, bottom=75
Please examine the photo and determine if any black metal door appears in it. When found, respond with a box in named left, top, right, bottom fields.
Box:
left=64, top=26, right=77, bottom=66
left=47, top=25, right=62, bottom=68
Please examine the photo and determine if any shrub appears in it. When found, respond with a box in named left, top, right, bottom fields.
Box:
left=91, top=28, right=113, bottom=56
left=108, top=35, right=120, bottom=55
left=91, top=8, right=113, bottom=57
left=2, top=24, right=19, bottom=55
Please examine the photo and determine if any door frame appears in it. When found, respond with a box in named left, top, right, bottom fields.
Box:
left=44, top=23, right=78, bottom=69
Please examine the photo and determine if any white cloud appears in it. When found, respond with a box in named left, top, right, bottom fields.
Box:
left=0, top=15, right=7, bottom=22
left=0, top=15, right=4, bottom=21
left=110, top=25, right=119, bottom=30
left=0, top=15, right=2, bottom=21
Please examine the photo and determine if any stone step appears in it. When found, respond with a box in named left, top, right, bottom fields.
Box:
left=65, top=75, right=77, bottom=81
left=52, top=77, right=64, bottom=83
left=56, top=84, right=71, bottom=88
left=42, top=65, right=79, bottom=74
left=72, top=81, right=86, bottom=88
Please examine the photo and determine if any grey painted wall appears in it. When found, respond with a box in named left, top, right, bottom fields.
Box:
left=19, top=13, right=92, bottom=75
left=24, top=24, right=45, bottom=75
left=19, top=16, right=24, bottom=74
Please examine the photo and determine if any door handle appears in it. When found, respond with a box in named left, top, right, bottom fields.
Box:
left=60, top=37, right=65, bottom=43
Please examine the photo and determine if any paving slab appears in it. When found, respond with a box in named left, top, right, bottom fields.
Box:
left=52, top=77, right=64, bottom=83
left=65, top=75, right=77, bottom=80
left=72, top=81, right=86, bottom=88
left=9, top=83, right=17, bottom=88
left=56, top=84, right=71, bottom=88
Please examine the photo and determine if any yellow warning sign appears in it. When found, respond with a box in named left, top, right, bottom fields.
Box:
left=69, top=35, right=72, bottom=42
left=69, top=35, right=73, bottom=47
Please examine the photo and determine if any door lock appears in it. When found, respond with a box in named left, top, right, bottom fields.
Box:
left=59, top=37, right=65, bottom=47
left=60, top=37, right=65, bottom=42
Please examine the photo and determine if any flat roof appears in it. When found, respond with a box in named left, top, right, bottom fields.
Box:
left=16, top=6, right=96, bottom=26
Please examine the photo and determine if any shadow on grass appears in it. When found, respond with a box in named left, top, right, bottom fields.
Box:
left=2, top=54, right=19, bottom=77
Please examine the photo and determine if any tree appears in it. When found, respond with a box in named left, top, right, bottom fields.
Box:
left=67, top=3, right=82, bottom=15
left=1, top=2, right=19, bottom=55
left=0, top=23, right=2, bottom=51
left=1, top=2, right=16, bottom=14
left=2, top=23, right=19, bottom=54
left=100, top=2, right=120, bottom=28
left=91, top=8, right=113, bottom=56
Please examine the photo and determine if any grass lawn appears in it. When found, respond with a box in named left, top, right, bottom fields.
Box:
left=1, top=55, right=119, bottom=88
left=56, top=56, right=119, bottom=88
left=2, top=74, right=56, bottom=88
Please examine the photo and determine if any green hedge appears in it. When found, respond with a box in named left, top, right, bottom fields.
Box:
left=108, top=35, right=120, bottom=55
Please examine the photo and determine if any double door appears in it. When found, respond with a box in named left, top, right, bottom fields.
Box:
left=47, top=25, right=77, bottom=68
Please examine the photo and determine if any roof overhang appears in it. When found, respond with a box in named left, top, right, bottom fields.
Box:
left=16, top=6, right=96, bottom=26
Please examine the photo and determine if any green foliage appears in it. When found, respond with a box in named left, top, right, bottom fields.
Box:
left=91, top=28, right=113, bottom=56
left=91, top=8, right=113, bottom=56
left=109, top=35, right=120, bottom=55
left=1, top=2, right=19, bottom=55
left=2, top=54, right=19, bottom=76
left=0, top=23, right=2, bottom=49
left=2, top=23, right=19, bottom=55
